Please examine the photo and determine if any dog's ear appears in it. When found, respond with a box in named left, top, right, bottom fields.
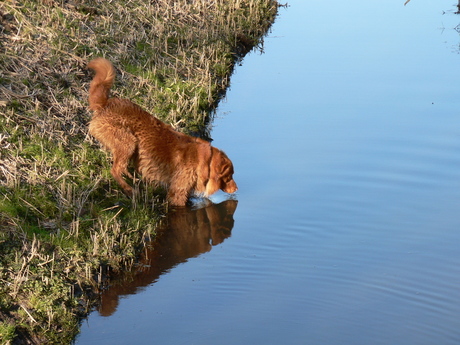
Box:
left=196, top=143, right=212, bottom=193
left=219, top=158, right=233, bottom=178
left=215, top=151, right=238, bottom=194
left=205, top=147, right=222, bottom=196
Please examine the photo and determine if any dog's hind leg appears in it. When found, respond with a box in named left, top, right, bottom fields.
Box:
left=91, top=123, right=137, bottom=196
left=110, top=139, right=137, bottom=196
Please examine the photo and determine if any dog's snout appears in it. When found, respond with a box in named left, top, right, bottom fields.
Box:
left=224, top=180, right=238, bottom=194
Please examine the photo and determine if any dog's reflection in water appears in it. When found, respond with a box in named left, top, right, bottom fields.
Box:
left=98, top=199, right=238, bottom=316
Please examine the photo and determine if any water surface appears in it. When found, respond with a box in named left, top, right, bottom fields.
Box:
left=76, top=1, right=460, bottom=344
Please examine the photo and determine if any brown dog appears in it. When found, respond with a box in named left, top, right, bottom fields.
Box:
left=87, top=58, right=237, bottom=206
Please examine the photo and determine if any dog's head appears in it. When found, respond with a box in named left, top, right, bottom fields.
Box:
left=204, top=147, right=237, bottom=196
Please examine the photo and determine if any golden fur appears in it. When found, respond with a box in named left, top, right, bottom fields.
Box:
left=87, top=58, right=237, bottom=206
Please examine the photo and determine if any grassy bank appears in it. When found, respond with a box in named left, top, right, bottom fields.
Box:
left=0, top=0, right=279, bottom=343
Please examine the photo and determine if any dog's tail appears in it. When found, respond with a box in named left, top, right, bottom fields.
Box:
left=87, top=58, right=116, bottom=112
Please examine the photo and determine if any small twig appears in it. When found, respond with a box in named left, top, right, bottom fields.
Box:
left=55, top=170, right=70, bottom=181
left=37, top=255, right=56, bottom=267
left=19, top=197, right=46, bottom=217
left=404, top=0, right=411, bottom=5
left=12, top=114, right=39, bottom=123
left=19, top=303, right=37, bottom=323
left=0, top=86, right=36, bottom=99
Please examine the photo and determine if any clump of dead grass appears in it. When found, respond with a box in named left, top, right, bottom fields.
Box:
left=0, top=0, right=279, bottom=343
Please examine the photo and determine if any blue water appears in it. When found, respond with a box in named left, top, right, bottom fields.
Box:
left=76, top=1, right=460, bottom=344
